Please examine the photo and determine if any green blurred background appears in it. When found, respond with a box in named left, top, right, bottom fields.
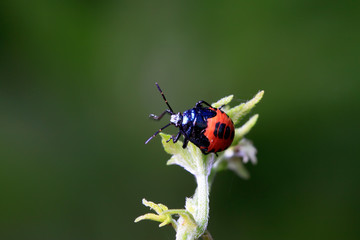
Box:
left=1, top=1, right=359, bottom=239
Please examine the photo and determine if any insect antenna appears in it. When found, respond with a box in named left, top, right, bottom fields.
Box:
left=155, top=82, right=174, bottom=114
left=145, top=123, right=172, bottom=144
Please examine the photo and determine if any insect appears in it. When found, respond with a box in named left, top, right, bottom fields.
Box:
left=145, top=83, right=235, bottom=155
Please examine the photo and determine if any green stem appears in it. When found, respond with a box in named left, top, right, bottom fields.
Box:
left=176, top=224, right=197, bottom=240
left=195, top=173, right=209, bottom=238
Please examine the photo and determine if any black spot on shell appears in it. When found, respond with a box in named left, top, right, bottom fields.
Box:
left=218, top=123, right=226, bottom=139
left=213, top=122, right=220, bottom=137
left=224, top=126, right=230, bottom=139
left=230, top=129, right=234, bottom=140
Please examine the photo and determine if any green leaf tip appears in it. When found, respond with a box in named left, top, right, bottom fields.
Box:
left=227, top=90, right=264, bottom=125
left=212, top=95, right=234, bottom=108
left=142, top=198, right=168, bottom=213
left=232, top=114, right=259, bottom=145
left=135, top=198, right=198, bottom=231
left=135, top=198, right=175, bottom=228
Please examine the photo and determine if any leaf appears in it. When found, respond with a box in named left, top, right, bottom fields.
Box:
left=232, top=114, right=259, bottom=145
left=135, top=199, right=174, bottom=227
left=160, top=133, right=205, bottom=176
left=227, top=90, right=264, bottom=125
left=211, top=95, right=234, bottom=108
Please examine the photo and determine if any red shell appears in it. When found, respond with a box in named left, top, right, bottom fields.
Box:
left=202, top=108, right=235, bottom=153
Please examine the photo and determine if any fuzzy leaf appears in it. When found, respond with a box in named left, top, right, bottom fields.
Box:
left=160, top=133, right=205, bottom=176
left=211, top=95, right=234, bottom=108
left=232, top=114, right=259, bottom=145
left=135, top=199, right=174, bottom=228
left=227, top=90, right=264, bottom=125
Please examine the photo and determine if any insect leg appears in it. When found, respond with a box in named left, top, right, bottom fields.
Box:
left=149, top=109, right=173, bottom=120
left=202, top=150, right=218, bottom=156
left=145, top=123, right=171, bottom=144
left=195, top=100, right=213, bottom=108
left=166, top=131, right=182, bottom=143
left=182, top=138, right=189, bottom=149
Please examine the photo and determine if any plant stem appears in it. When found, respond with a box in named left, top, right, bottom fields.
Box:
left=176, top=222, right=197, bottom=240
left=195, top=173, right=209, bottom=238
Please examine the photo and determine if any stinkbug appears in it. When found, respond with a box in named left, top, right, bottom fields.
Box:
left=145, top=83, right=235, bottom=155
